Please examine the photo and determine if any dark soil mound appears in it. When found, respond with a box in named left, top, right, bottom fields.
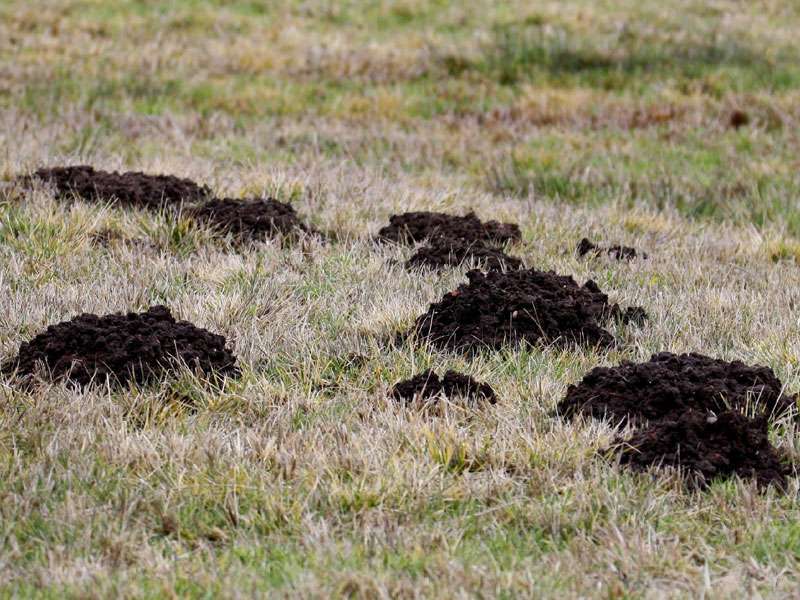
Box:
left=577, top=238, right=646, bottom=260
left=406, top=239, right=523, bottom=272
left=558, top=352, right=796, bottom=424
left=1, top=305, right=239, bottom=388
left=611, top=410, right=790, bottom=488
left=390, top=369, right=497, bottom=403
left=187, top=197, right=318, bottom=241
left=729, top=109, right=750, bottom=129
left=412, top=268, right=645, bottom=353
left=377, top=211, right=521, bottom=245
left=30, top=165, right=211, bottom=209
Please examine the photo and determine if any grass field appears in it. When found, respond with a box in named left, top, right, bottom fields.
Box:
left=3, top=0, right=800, bottom=597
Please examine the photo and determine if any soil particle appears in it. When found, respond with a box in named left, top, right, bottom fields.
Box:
left=1, top=305, right=239, bottom=388
left=412, top=268, right=645, bottom=353
left=610, top=410, right=790, bottom=488
left=577, top=238, right=646, bottom=260
left=30, top=165, right=211, bottom=209
left=376, top=211, right=521, bottom=245
left=558, top=352, right=797, bottom=424
left=187, top=197, right=318, bottom=241
left=729, top=110, right=750, bottom=129
left=390, top=369, right=497, bottom=404
left=405, top=239, right=523, bottom=272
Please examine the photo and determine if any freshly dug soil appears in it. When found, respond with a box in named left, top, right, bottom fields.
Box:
left=377, top=211, right=521, bottom=245
left=390, top=369, right=497, bottom=403
left=558, top=352, right=797, bottom=424
left=412, top=268, right=645, bottom=353
left=30, top=165, right=211, bottom=209
left=611, top=410, right=790, bottom=488
left=1, top=305, right=239, bottom=388
left=405, top=239, right=523, bottom=272
left=577, top=238, right=646, bottom=260
left=187, top=197, right=318, bottom=241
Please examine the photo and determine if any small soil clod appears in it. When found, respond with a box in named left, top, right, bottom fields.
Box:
left=610, top=410, right=790, bottom=489
left=187, top=197, right=319, bottom=242
left=411, top=268, right=646, bottom=353
left=729, top=109, right=750, bottom=129
left=405, top=239, right=523, bottom=272
left=390, top=369, right=497, bottom=404
left=577, top=238, right=646, bottom=260
left=377, top=211, right=521, bottom=245
left=558, top=352, right=797, bottom=424
left=29, top=165, right=211, bottom=209
left=1, top=305, right=239, bottom=388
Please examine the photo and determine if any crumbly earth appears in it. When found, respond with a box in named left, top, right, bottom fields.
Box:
left=557, top=352, right=797, bottom=424
left=412, top=268, right=645, bottom=353
left=389, top=369, right=497, bottom=404
left=376, top=211, right=521, bottom=245
left=188, top=197, right=318, bottom=241
left=405, top=239, right=523, bottom=271
left=611, top=410, right=791, bottom=488
left=1, top=305, right=239, bottom=388
left=29, top=165, right=211, bottom=209
left=577, top=237, right=646, bottom=260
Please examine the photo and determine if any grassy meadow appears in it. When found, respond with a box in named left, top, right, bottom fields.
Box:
left=2, top=0, right=800, bottom=597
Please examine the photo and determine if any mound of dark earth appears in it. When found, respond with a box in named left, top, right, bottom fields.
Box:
left=406, top=239, right=523, bottom=272
left=390, top=369, right=497, bottom=404
left=377, top=211, right=521, bottom=245
left=30, top=165, right=211, bottom=209
left=188, top=197, right=318, bottom=241
left=412, top=268, right=646, bottom=353
left=558, top=352, right=796, bottom=424
left=1, top=305, right=239, bottom=388
left=577, top=238, right=646, bottom=260
left=611, top=410, right=790, bottom=488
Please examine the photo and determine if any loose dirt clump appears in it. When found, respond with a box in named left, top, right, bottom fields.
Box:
left=412, top=268, right=645, bottom=353
left=376, top=211, right=521, bottom=245
left=406, top=239, right=523, bottom=272
left=30, top=165, right=211, bottom=209
left=610, top=410, right=791, bottom=488
left=577, top=238, right=646, bottom=260
left=729, top=109, right=750, bottom=129
left=187, top=197, right=318, bottom=242
left=1, top=305, right=239, bottom=388
left=558, top=352, right=796, bottom=424
left=390, top=369, right=497, bottom=404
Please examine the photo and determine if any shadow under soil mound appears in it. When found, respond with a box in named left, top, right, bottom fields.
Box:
left=187, top=197, right=319, bottom=242
left=577, top=238, right=646, bottom=260
left=390, top=369, right=497, bottom=404
left=29, top=166, right=211, bottom=209
left=411, top=268, right=646, bottom=353
left=610, top=410, right=791, bottom=489
left=558, top=352, right=797, bottom=424
left=377, top=211, right=521, bottom=245
left=1, top=305, right=239, bottom=388
left=406, top=239, right=523, bottom=272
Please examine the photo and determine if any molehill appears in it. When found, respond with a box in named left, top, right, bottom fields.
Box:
left=1, top=305, right=239, bottom=388
left=390, top=369, right=497, bottom=404
left=412, top=268, right=646, bottom=353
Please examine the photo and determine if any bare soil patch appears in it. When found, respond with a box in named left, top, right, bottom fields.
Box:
left=577, top=237, right=646, bottom=260
left=30, top=166, right=211, bottom=209
left=611, top=410, right=790, bottom=488
left=558, top=352, right=796, bottom=424
left=377, top=211, right=521, bottom=245
left=405, top=239, right=523, bottom=272
left=390, top=369, right=497, bottom=404
left=187, top=197, right=318, bottom=242
left=1, top=305, right=239, bottom=388
left=411, top=268, right=646, bottom=353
